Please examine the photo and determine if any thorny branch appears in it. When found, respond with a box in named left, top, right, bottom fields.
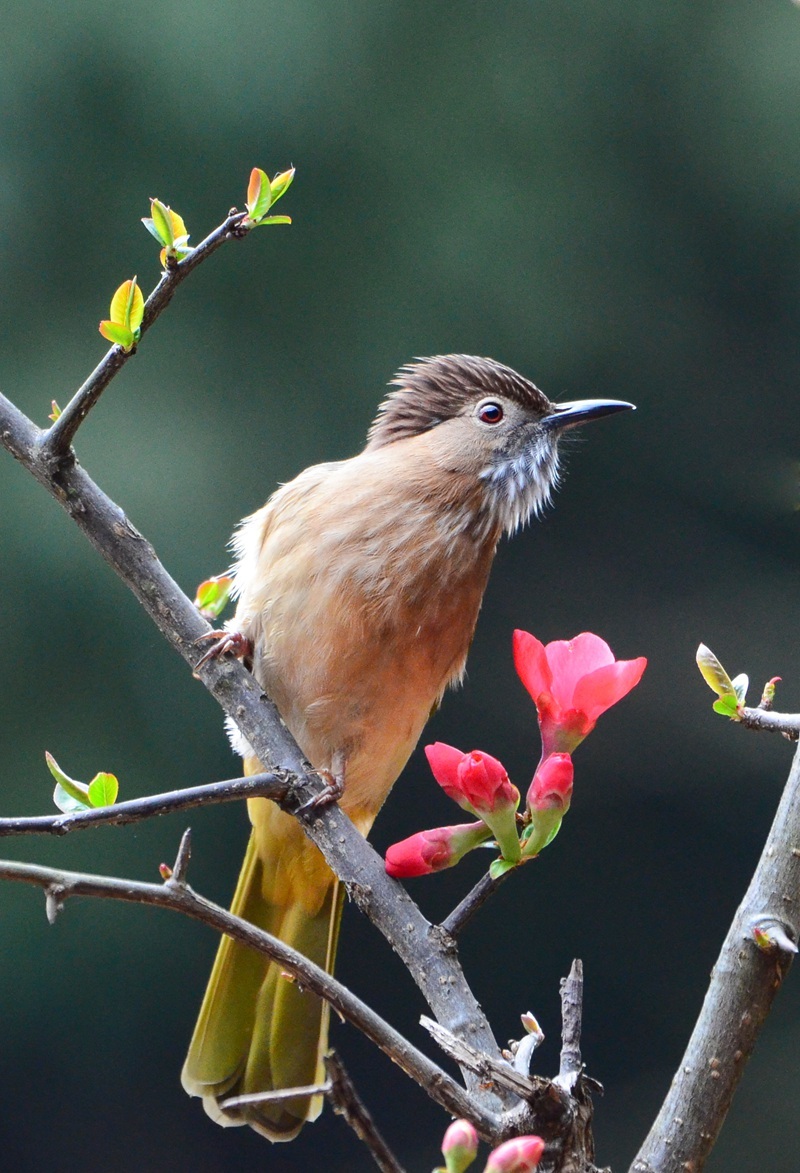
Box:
left=0, top=846, right=496, bottom=1137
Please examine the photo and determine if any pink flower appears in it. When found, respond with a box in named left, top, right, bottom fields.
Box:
left=385, top=822, right=491, bottom=878
left=514, top=630, right=646, bottom=754
left=485, top=1135, right=545, bottom=1172
left=527, top=752, right=574, bottom=813
left=425, top=744, right=521, bottom=864
left=441, top=1119, right=479, bottom=1172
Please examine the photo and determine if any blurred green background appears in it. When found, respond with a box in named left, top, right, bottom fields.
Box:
left=2, top=1, right=800, bottom=1169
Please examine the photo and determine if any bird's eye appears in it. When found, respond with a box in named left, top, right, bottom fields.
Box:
left=477, top=401, right=504, bottom=424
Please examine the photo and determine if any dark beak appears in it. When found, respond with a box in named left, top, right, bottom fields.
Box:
left=542, top=398, right=635, bottom=432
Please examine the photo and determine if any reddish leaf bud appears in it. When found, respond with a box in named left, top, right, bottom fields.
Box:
left=441, top=1118, right=479, bottom=1172
left=484, top=1135, right=545, bottom=1172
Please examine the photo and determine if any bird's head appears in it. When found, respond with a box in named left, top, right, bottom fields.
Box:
left=365, top=354, right=633, bottom=534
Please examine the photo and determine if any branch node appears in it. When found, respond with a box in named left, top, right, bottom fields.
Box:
left=45, top=884, right=66, bottom=924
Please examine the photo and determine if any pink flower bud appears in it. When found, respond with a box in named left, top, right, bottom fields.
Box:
left=425, top=744, right=518, bottom=816
left=441, top=1119, right=479, bottom=1172
left=385, top=821, right=491, bottom=878
left=527, top=753, right=574, bottom=813
left=513, top=630, right=646, bottom=755
left=484, top=1135, right=545, bottom=1173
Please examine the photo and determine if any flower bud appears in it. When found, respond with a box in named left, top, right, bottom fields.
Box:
left=441, top=1119, right=479, bottom=1172
left=527, top=753, right=574, bottom=813
left=484, top=1135, right=545, bottom=1172
left=385, top=821, right=491, bottom=878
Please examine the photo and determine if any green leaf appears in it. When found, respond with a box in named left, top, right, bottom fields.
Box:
left=194, top=574, right=233, bottom=619
left=87, top=772, right=119, bottom=807
left=99, top=321, right=135, bottom=348
left=150, top=198, right=174, bottom=246
left=142, top=217, right=164, bottom=244
left=268, top=167, right=295, bottom=205
left=246, top=167, right=272, bottom=221
left=46, top=752, right=91, bottom=812
left=713, top=695, right=740, bottom=717
left=53, top=783, right=92, bottom=814
left=254, top=214, right=292, bottom=227
left=696, top=643, right=737, bottom=700
left=127, top=280, right=144, bottom=333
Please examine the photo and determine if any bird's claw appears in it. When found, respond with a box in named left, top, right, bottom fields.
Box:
left=194, top=629, right=252, bottom=672
left=297, top=768, right=345, bottom=814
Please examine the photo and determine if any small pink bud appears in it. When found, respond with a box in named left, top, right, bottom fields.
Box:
left=159, top=863, right=173, bottom=880
left=385, top=822, right=491, bottom=878
left=527, top=753, right=574, bottom=813
left=484, top=1135, right=545, bottom=1173
left=425, top=744, right=518, bottom=816
left=441, top=1119, right=479, bottom=1172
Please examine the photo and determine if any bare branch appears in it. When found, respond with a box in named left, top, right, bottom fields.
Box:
left=43, top=210, right=249, bottom=456
left=441, top=869, right=508, bottom=938
left=630, top=738, right=800, bottom=1173
left=739, top=706, right=800, bottom=739
left=324, top=1052, right=407, bottom=1173
left=0, top=771, right=288, bottom=837
left=555, top=960, right=584, bottom=1094
left=0, top=852, right=500, bottom=1138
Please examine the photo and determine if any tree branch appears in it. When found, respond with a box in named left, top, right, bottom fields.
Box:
left=0, top=772, right=288, bottom=837
left=441, top=869, right=508, bottom=938
left=630, top=739, right=800, bottom=1173
left=739, top=707, right=800, bottom=738
left=0, top=850, right=500, bottom=1138
left=42, top=210, right=248, bottom=456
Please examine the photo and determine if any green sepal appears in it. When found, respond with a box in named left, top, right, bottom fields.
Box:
left=489, top=856, right=519, bottom=880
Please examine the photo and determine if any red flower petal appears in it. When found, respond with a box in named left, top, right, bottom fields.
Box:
left=571, top=656, right=647, bottom=722
left=513, top=630, right=552, bottom=702
left=425, top=742, right=465, bottom=794
left=543, top=633, right=615, bottom=708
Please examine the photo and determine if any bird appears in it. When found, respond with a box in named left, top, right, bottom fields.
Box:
left=181, top=354, right=633, bottom=1140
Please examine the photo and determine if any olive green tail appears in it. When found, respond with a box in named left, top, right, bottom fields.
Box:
left=181, top=830, right=343, bottom=1141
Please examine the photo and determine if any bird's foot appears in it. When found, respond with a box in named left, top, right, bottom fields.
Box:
left=194, top=628, right=253, bottom=673
left=297, top=766, right=345, bottom=813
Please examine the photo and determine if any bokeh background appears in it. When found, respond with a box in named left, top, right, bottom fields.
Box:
left=2, top=2, right=800, bottom=1170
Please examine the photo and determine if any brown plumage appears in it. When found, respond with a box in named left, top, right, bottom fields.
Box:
left=182, top=355, right=633, bottom=1139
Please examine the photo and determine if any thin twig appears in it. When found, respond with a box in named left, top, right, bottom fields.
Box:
left=170, top=828, right=192, bottom=885
left=441, top=869, right=508, bottom=938
left=555, top=959, right=584, bottom=1094
left=43, top=210, right=249, bottom=456
left=0, top=852, right=500, bottom=1138
left=739, top=707, right=800, bottom=738
left=325, top=1052, right=407, bottom=1173
left=220, top=1082, right=331, bottom=1109
left=630, top=738, right=800, bottom=1173
left=0, top=772, right=289, bottom=837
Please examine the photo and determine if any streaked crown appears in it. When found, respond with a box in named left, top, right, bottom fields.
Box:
left=365, top=354, right=553, bottom=450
